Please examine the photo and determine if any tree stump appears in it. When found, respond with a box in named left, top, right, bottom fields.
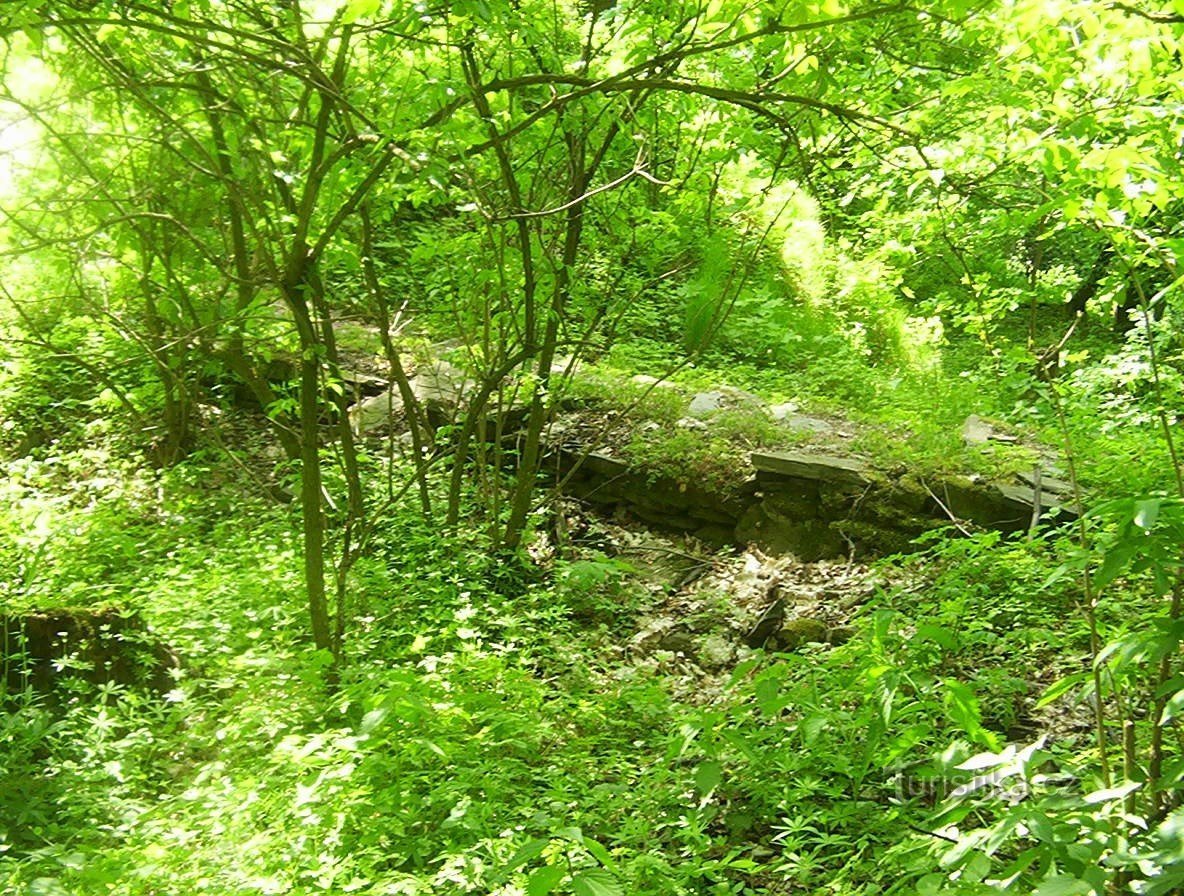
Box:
left=2, top=606, right=178, bottom=697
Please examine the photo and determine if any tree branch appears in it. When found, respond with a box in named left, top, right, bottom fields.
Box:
left=1109, top=2, right=1184, bottom=23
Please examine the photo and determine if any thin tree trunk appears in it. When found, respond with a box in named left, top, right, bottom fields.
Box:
left=287, top=284, right=333, bottom=657
left=502, top=135, right=589, bottom=548
left=360, top=203, right=434, bottom=518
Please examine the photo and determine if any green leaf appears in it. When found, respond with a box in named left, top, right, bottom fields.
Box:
left=342, top=0, right=382, bottom=22
left=962, top=850, right=992, bottom=883
left=1083, top=780, right=1140, bottom=804
left=526, top=865, right=565, bottom=896
left=581, top=837, right=619, bottom=874
left=1159, top=685, right=1184, bottom=726
left=1023, top=811, right=1054, bottom=844
left=754, top=675, right=786, bottom=716
left=943, top=680, right=999, bottom=749
left=29, top=879, right=71, bottom=896
left=1134, top=498, right=1161, bottom=530
left=913, top=623, right=958, bottom=650
left=23, top=25, right=44, bottom=53
left=1035, top=672, right=1089, bottom=709
left=694, top=760, right=722, bottom=795
left=358, top=707, right=388, bottom=735
left=571, top=869, right=625, bottom=896
left=916, top=873, right=944, bottom=895
left=871, top=610, right=895, bottom=644
left=1031, top=874, right=1093, bottom=896
left=1094, top=540, right=1138, bottom=589
left=504, top=838, right=549, bottom=872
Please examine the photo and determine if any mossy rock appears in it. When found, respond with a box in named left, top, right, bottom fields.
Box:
left=770, top=618, right=829, bottom=651
left=826, top=625, right=857, bottom=646
left=836, top=520, right=924, bottom=556
left=817, top=484, right=867, bottom=519
left=888, top=474, right=932, bottom=513
left=736, top=507, right=845, bottom=561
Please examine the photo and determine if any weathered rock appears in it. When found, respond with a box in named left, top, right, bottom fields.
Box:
left=842, top=482, right=934, bottom=544
left=545, top=386, right=1085, bottom=558
left=350, top=358, right=544, bottom=435
left=659, top=631, right=696, bottom=654
left=937, top=477, right=1020, bottom=529
left=754, top=472, right=820, bottom=496
left=348, top=359, right=469, bottom=433
left=998, top=483, right=1079, bottom=520
left=694, top=523, right=737, bottom=547
left=774, top=411, right=835, bottom=435
left=630, top=374, right=677, bottom=389
left=578, top=451, right=630, bottom=478
left=752, top=451, right=869, bottom=487
left=349, top=389, right=405, bottom=433
left=629, top=505, right=700, bottom=532
left=686, top=387, right=765, bottom=418
left=736, top=489, right=818, bottom=531
left=629, top=620, right=686, bottom=653
left=736, top=501, right=844, bottom=560
left=883, top=475, right=932, bottom=513
left=818, top=484, right=867, bottom=518
left=833, top=521, right=915, bottom=557
left=768, top=401, right=800, bottom=420
left=413, top=360, right=472, bottom=421
left=339, top=367, right=388, bottom=396
left=688, top=391, right=727, bottom=418
left=937, top=478, right=1067, bottom=530
left=549, top=355, right=583, bottom=376
left=562, top=436, right=1085, bottom=559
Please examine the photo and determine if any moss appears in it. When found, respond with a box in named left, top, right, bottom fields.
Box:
left=772, top=618, right=829, bottom=651
left=623, top=429, right=745, bottom=497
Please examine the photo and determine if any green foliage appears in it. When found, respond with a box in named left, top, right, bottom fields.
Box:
left=624, top=426, right=740, bottom=494
left=1, top=0, right=1183, bottom=893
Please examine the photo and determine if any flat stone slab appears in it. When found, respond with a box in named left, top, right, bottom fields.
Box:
left=997, top=483, right=1079, bottom=518
left=769, top=403, right=835, bottom=434
left=349, top=389, right=405, bottom=433
left=752, top=451, right=869, bottom=487
left=577, top=450, right=630, bottom=478
left=549, top=355, right=583, bottom=376
left=413, top=360, right=471, bottom=406
left=1017, top=469, right=1073, bottom=496
left=339, top=368, right=387, bottom=390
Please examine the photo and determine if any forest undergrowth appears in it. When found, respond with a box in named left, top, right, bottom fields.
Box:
left=3, top=2, right=1184, bottom=893
left=1, top=326, right=1180, bottom=895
